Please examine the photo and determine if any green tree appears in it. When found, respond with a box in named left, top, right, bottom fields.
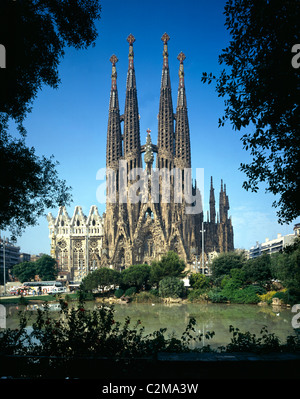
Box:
left=270, top=239, right=300, bottom=303
left=0, top=137, right=72, bottom=237
left=0, top=0, right=102, bottom=130
left=35, top=255, right=58, bottom=281
left=120, top=264, right=151, bottom=292
left=211, top=251, right=247, bottom=281
left=12, top=261, right=36, bottom=283
left=189, top=273, right=210, bottom=290
left=158, top=277, right=185, bottom=299
left=82, top=267, right=120, bottom=293
left=202, top=0, right=300, bottom=224
left=243, top=253, right=272, bottom=285
left=0, top=0, right=102, bottom=237
left=150, top=251, right=186, bottom=288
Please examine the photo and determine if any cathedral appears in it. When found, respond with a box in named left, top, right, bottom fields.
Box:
left=48, top=33, right=234, bottom=281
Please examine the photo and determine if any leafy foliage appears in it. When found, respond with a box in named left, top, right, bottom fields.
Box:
left=210, top=251, right=247, bottom=281
left=0, top=135, right=72, bottom=237
left=12, top=255, right=57, bottom=282
left=0, top=0, right=102, bottom=129
left=149, top=251, right=186, bottom=288
left=120, top=264, right=151, bottom=291
left=189, top=273, right=210, bottom=290
left=202, top=0, right=300, bottom=223
left=0, top=0, right=101, bottom=236
left=81, top=267, right=120, bottom=293
left=0, top=300, right=299, bottom=378
left=158, top=277, right=185, bottom=298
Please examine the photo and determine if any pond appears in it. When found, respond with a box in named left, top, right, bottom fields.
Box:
left=2, top=301, right=297, bottom=349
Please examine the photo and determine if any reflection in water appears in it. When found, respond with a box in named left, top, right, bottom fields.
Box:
left=2, top=302, right=296, bottom=349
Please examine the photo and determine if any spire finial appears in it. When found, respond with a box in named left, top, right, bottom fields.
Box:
left=127, top=33, right=136, bottom=45
left=177, top=51, right=186, bottom=64
left=109, top=54, right=118, bottom=92
left=110, top=54, right=118, bottom=66
left=177, top=52, right=186, bottom=88
left=161, top=32, right=170, bottom=44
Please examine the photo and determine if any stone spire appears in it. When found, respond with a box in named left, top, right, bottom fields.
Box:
left=209, top=176, right=216, bottom=223
left=219, top=179, right=228, bottom=223
left=123, top=34, right=141, bottom=168
left=157, top=33, right=175, bottom=169
left=174, top=51, right=191, bottom=169
left=144, top=128, right=154, bottom=174
left=106, top=54, right=122, bottom=170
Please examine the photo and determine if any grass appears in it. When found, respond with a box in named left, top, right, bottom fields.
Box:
left=0, top=292, right=78, bottom=304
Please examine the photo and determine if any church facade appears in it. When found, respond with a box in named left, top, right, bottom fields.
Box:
left=48, top=34, right=234, bottom=280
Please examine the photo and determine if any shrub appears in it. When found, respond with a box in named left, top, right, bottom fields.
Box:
left=158, top=277, right=185, bottom=298
left=273, top=289, right=289, bottom=304
left=189, top=273, right=210, bottom=290
left=224, top=285, right=262, bottom=304
left=133, top=291, right=162, bottom=303
left=258, top=290, right=277, bottom=304
left=114, top=288, right=124, bottom=298
left=187, top=289, right=207, bottom=302
left=124, top=287, right=137, bottom=297
left=207, top=288, right=227, bottom=303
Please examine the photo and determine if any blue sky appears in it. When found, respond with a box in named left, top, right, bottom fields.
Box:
left=5, top=0, right=298, bottom=255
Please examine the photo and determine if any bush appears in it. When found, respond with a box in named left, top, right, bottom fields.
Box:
left=189, top=273, right=210, bottom=290
left=114, top=288, right=124, bottom=298
left=187, top=289, right=207, bottom=302
left=124, top=287, right=137, bottom=297
left=223, top=285, right=263, bottom=304
left=258, top=290, right=277, bottom=304
left=158, top=277, right=185, bottom=298
left=133, top=291, right=162, bottom=303
left=207, top=288, right=227, bottom=303
left=273, top=289, right=290, bottom=304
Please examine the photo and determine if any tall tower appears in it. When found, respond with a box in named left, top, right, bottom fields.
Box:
left=102, top=34, right=234, bottom=271
left=123, top=34, right=142, bottom=170
left=105, top=55, right=123, bottom=256
left=106, top=54, right=122, bottom=171
left=209, top=176, right=216, bottom=224
left=174, top=52, right=191, bottom=170
left=157, top=33, right=175, bottom=170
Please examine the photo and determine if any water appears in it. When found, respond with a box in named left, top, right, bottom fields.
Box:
left=2, top=301, right=296, bottom=349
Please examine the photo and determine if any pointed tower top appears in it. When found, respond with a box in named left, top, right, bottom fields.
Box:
left=177, top=51, right=186, bottom=64
left=109, top=54, right=118, bottom=92
left=161, top=32, right=170, bottom=44
left=127, top=33, right=136, bottom=45
left=177, top=52, right=186, bottom=90
left=161, top=33, right=170, bottom=72
left=210, top=176, right=213, bottom=187
left=126, top=33, right=136, bottom=87
left=109, top=54, right=118, bottom=66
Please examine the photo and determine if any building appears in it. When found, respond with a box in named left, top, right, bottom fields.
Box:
left=103, top=33, right=233, bottom=270
left=47, top=205, right=104, bottom=281
left=0, top=238, right=20, bottom=279
left=19, top=253, right=31, bottom=263
left=249, top=232, right=297, bottom=259
left=48, top=33, right=234, bottom=277
left=294, top=223, right=300, bottom=236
